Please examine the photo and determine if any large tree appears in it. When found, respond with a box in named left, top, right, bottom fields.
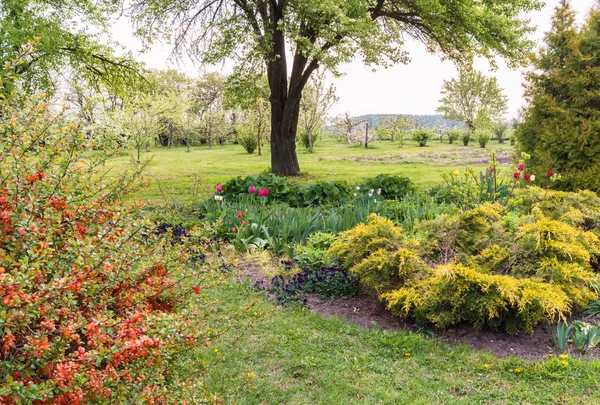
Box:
left=1, top=0, right=142, bottom=98
left=130, top=0, right=541, bottom=175
left=437, top=68, right=508, bottom=131
left=516, top=0, right=600, bottom=192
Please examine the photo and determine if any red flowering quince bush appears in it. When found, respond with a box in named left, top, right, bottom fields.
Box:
left=0, top=45, right=225, bottom=404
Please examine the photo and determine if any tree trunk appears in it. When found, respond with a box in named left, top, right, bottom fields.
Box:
left=270, top=98, right=301, bottom=176
left=267, top=27, right=301, bottom=176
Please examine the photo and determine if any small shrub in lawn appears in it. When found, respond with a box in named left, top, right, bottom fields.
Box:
left=298, top=130, right=320, bottom=150
left=476, top=130, right=492, bottom=148
left=412, top=129, right=434, bottom=147
left=462, top=131, right=472, bottom=146
left=237, top=126, right=258, bottom=153
left=492, top=121, right=510, bottom=143
left=446, top=129, right=463, bottom=144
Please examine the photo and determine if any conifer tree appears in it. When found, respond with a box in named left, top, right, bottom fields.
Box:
left=516, top=0, right=600, bottom=192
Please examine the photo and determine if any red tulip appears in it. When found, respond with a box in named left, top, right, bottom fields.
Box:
left=513, top=172, right=520, bottom=179
left=548, top=170, right=553, bottom=177
left=524, top=173, right=531, bottom=181
left=242, top=220, right=247, bottom=226
left=237, top=210, right=243, bottom=219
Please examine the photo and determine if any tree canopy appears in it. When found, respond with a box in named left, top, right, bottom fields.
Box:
left=129, top=0, right=542, bottom=175
left=1, top=0, right=142, bottom=98
left=516, top=0, right=600, bottom=193
left=437, top=68, right=508, bottom=131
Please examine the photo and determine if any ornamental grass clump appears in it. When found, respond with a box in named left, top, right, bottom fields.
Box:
left=329, top=194, right=600, bottom=333
left=0, top=44, right=228, bottom=404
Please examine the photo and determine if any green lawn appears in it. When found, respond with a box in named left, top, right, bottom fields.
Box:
left=181, top=280, right=600, bottom=404
left=105, top=136, right=514, bottom=204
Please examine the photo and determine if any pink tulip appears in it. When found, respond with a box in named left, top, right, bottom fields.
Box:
left=548, top=170, right=553, bottom=177
left=249, top=186, right=255, bottom=194
left=263, top=188, right=269, bottom=196
left=231, top=227, right=236, bottom=233
left=216, top=184, right=223, bottom=192
left=237, top=210, right=243, bottom=218
left=517, top=163, right=524, bottom=171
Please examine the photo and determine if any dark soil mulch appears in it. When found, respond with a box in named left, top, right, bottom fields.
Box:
left=236, top=261, right=600, bottom=361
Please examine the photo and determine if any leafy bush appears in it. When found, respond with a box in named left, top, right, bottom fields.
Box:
left=476, top=130, right=491, bottom=148
left=236, top=126, right=258, bottom=153
left=221, top=173, right=300, bottom=204
left=412, top=129, right=434, bottom=147
left=462, top=131, right=471, bottom=146
left=298, top=130, right=320, bottom=150
left=446, top=129, right=463, bottom=144
left=492, top=121, right=509, bottom=143
left=300, top=180, right=351, bottom=207
left=0, top=50, right=223, bottom=403
left=360, top=174, right=416, bottom=200
left=329, top=191, right=600, bottom=333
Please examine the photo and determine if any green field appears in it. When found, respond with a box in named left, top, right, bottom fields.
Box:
left=106, top=136, right=514, bottom=204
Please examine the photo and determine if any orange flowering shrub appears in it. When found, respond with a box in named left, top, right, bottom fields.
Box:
left=0, top=43, right=220, bottom=404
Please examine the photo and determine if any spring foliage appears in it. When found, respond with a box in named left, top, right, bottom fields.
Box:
left=329, top=190, right=600, bottom=333
left=516, top=1, right=600, bottom=193
left=0, top=46, right=221, bottom=403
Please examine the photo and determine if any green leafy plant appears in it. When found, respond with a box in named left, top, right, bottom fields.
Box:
left=462, top=131, right=471, bottom=146
left=476, top=130, right=492, bottom=148
left=236, top=125, right=258, bottom=153
left=551, top=323, right=575, bottom=351
left=583, top=300, right=600, bottom=316
left=360, top=174, right=416, bottom=201
left=492, top=121, right=510, bottom=143
left=412, top=129, right=434, bottom=147
left=0, top=46, right=230, bottom=403
left=446, top=129, right=464, bottom=145
left=298, top=130, right=321, bottom=150
left=571, top=321, right=600, bottom=353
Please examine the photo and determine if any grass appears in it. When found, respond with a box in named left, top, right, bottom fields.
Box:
left=105, top=136, right=514, bottom=204
left=181, top=280, right=600, bottom=404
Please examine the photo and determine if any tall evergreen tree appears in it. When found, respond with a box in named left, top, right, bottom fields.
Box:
left=516, top=0, right=600, bottom=192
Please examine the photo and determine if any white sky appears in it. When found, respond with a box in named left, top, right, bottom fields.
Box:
left=110, top=0, right=596, bottom=119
